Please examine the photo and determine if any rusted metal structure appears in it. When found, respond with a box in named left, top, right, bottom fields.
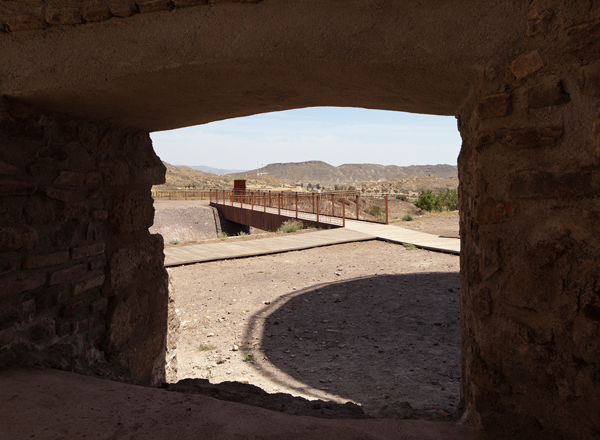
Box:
left=209, top=189, right=390, bottom=231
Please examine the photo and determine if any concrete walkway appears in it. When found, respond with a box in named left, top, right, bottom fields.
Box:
left=344, top=220, right=460, bottom=255
left=163, top=221, right=459, bottom=267
left=164, top=228, right=374, bottom=266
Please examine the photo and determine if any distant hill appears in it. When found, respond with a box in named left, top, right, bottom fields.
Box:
left=154, top=162, right=286, bottom=191
left=177, top=165, right=249, bottom=175
left=225, top=161, right=457, bottom=185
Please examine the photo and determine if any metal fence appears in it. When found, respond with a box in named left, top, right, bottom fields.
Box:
left=209, top=189, right=390, bottom=225
left=151, top=190, right=210, bottom=200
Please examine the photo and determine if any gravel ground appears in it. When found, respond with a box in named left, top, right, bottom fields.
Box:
left=168, top=240, right=461, bottom=421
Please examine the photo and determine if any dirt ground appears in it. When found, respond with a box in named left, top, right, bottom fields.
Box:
left=394, top=211, right=460, bottom=238
left=168, top=240, right=461, bottom=421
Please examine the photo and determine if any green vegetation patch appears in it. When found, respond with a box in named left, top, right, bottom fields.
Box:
left=402, top=212, right=414, bottom=221
left=414, top=189, right=458, bottom=212
left=277, top=219, right=309, bottom=233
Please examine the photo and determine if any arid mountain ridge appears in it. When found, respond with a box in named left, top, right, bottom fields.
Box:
left=225, top=161, right=457, bottom=185
left=155, top=161, right=458, bottom=194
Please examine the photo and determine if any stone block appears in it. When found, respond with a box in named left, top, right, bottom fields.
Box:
left=53, top=171, right=86, bottom=186
left=62, top=202, right=88, bottom=223
left=53, top=288, right=70, bottom=305
left=83, top=5, right=113, bottom=22
left=477, top=93, right=511, bottom=119
left=591, top=118, right=600, bottom=158
left=28, top=163, right=54, bottom=179
left=110, top=192, right=155, bottom=233
left=0, top=273, right=46, bottom=300
left=29, top=318, right=56, bottom=341
left=60, top=301, right=83, bottom=318
left=173, top=0, right=208, bottom=6
left=19, top=299, right=36, bottom=323
left=5, top=16, right=46, bottom=32
left=526, top=10, right=553, bottom=37
left=138, top=0, right=174, bottom=13
left=55, top=321, right=71, bottom=337
left=509, top=170, right=595, bottom=199
left=73, top=275, right=105, bottom=296
left=476, top=125, right=563, bottom=151
left=509, top=50, right=544, bottom=80
left=0, top=227, right=22, bottom=252
left=0, top=227, right=38, bottom=252
left=526, top=77, right=569, bottom=109
left=0, top=180, right=37, bottom=196
left=475, top=199, right=517, bottom=224
left=565, top=21, right=600, bottom=60
left=87, top=222, right=105, bottom=241
left=90, top=298, right=109, bottom=314
left=0, top=259, right=21, bottom=277
left=46, top=187, right=72, bottom=202
left=210, top=0, right=262, bottom=3
left=88, top=323, right=107, bottom=340
left=89, top=257, right=107, bottom=271
left=0, top=160, right=20, bottom=175
left=100, top=161, right=130, bottom=185
left=49, top=264, right=87, bottom=286
left=86, top=172, right=102, bottom=186
left=24, top=251, right=70, bottom=269
left=23, top=197, right=55, bottom=224
left=72, top=243, right=105, bottom=260
left=45, top=8, right=84, bottom=26
left=110, top=2, right=139, bottom=17
left=0, top=327, right=16, bottom=347
left=71, top=318, right=90, bottom=334
left=580, top=63, right=600, bottom=97
left=92, top=210, right=108, bottom=221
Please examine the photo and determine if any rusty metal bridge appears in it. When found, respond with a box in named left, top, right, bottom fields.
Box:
left=209, top=189, right=391, bottom=232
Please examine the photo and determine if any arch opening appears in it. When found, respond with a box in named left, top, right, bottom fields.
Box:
left=152, top=107, right=463, bottom=420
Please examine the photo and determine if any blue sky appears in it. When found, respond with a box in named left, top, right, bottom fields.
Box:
left=150, top=107, right=462, bottom=171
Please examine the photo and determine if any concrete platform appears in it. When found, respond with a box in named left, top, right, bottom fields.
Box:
left=0, top=369, right=475, bottom=440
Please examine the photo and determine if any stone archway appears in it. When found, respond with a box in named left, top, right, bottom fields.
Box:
left=0, top=2, right=599, bottom=439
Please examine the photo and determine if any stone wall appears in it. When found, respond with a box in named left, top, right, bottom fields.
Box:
left=0, top=99, right=168, bottom=385
left=458, top=2, right=600, bottom=438
left=0, top=0, right=261, bottom=34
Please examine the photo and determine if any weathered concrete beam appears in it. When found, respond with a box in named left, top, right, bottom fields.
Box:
left=0, top=0, right=527, bottom=131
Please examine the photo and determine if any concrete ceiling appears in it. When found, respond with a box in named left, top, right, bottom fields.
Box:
left=0, top=0, right=528, bottom=131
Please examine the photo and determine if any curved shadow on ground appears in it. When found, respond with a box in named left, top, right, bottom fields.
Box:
left=244, top=272, right=461, bottom=419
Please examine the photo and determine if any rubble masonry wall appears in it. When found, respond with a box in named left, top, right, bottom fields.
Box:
left=0, top=100, right=168, bottom=385
left=458, top=2, right=600, bottom=438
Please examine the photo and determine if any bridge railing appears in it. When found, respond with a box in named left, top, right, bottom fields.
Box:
left=209, top=189, right=390, bottom=225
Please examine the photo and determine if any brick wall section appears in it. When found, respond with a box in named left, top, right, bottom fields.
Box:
left=0, top=99, right=168, bottom=386
left=0, top=0, right=262, bottom=34
left=458, top=1, right=600, bottom=439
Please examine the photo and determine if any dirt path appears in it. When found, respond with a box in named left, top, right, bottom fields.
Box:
left=168, top=240, right=461, bottom=421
